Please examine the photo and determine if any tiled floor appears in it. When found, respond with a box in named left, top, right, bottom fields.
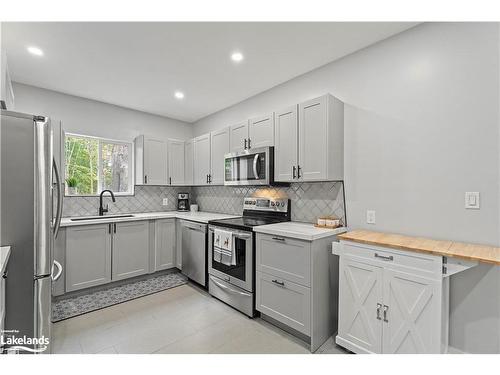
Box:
left=52, top=283, right=349, bottom=354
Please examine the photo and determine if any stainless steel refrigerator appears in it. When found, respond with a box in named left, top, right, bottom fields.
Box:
left=0, top=110, right=63, bottom=354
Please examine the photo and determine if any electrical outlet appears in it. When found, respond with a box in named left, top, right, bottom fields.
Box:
left=162, top=198, right=169, bottom=206
left=366, top=210, right=376, bottom=224
left=465, top=192, right=480, bottom=209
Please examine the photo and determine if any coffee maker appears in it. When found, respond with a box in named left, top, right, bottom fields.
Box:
left=177, top=192, right=190, bottom=212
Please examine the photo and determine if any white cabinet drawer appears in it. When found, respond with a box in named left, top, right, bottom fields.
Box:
left=256, top=233, right=311, bottom=287
left=256, top=271, right=311, bottom=336
left=340, top=241, right=442, bottom=278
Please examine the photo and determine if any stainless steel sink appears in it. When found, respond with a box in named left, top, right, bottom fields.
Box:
left=70, top=214, right=135, bottom=221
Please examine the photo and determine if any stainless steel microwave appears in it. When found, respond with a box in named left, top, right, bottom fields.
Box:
left=224, top=146, right=281, bottom=186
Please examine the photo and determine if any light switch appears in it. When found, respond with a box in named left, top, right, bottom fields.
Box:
left=366, top=210, right=376, bottom=224
left=465, top=192, right=480, bottom=209
left=162, top=198, right=169, bottom=206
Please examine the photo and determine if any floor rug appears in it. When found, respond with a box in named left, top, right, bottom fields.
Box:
left=52, top=272, right=188, bottom=322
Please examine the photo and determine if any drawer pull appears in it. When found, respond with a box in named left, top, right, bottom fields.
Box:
left=272, top=237, right=285, bottom=242
left=383, top=305, right=389, bottom=322
left=374, top=253, right=393, bottom=261
left=271, top=279, right=285, bottom=287
left=376, top=303, right=382, bottom=320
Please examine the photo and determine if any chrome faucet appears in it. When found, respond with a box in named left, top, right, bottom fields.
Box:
left=99, top=190, right=116, bottom=216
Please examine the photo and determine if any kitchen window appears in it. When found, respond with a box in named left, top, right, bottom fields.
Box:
left=64, top=133, right=134, bottom=196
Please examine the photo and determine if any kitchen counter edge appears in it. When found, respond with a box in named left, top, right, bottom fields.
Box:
left=337, top=229, right=500, bottom=265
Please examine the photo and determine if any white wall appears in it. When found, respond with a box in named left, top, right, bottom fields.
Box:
left=12, top=82, right=193, bottom=141
left=193, top=23, right=500, bottom=353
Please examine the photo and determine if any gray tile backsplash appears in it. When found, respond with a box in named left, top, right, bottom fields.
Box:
left=192, top=182, right=346, bottom=225
left=62, top=185, right=191, bottom=217
left=63, top=182, right=346, bottom=225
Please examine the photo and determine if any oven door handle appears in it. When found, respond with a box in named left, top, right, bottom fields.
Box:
left=233, top=233, right=251, bottom=240
left=210, top=275, right=252, bottom=297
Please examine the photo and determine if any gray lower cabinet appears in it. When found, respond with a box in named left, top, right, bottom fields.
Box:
left=66, top=224, right=112, bottom=292
left=256, top=271, right=311, bottom=335
left=112, top=221, right=150, bottom=281
left=256, top=232, right=339, bottom=352
left=155, top=218, right=176, bottom=271
left=52, top=227, right=66, bottom=296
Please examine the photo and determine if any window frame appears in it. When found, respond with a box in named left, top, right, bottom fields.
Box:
left=63, top=132, right=135, bottom=197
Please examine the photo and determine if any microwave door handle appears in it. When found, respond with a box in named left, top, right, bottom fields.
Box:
left=252, top=154, right=260, bottom=179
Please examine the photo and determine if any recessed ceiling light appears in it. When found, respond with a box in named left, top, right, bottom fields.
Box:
left=27, top=46, right=44, bottom=56
left=231, top=52, right=244, bottom=62
left=174, top=91, right=185, bottom=100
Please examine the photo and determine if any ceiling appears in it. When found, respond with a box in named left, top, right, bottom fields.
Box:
left=1, top=22, right=417, bottom=123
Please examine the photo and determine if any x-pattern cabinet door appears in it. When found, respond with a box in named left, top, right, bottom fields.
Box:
left=338, top=256, right=383, bottom=353
left=382, top=269, right=441, bottom=354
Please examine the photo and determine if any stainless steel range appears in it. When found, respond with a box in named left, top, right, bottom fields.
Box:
left=208, top=197, right=290, bottom=317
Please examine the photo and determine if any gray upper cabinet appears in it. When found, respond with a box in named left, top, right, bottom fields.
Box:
left=112, top=221, right=150, bottom=281
left=274, top=94, right=344, bottom=182
left=229, top=121, right=249, bottom=152
left=184, top=139, right=194, bottom=185
left=210, top=127, right=230, bottom=185
left=248, top=113, right=274, bottom=149
left=135, top=135, right=168, bottom=185
left=193, top=133, right=211, bottom=185
left=66, top=224, right=112, bottom=292
left=167, top=138, right=185, bottom=186
left=274, top=105, right=298, bottom=182
left=298, top=94, right=344, bottom=181
left=155, top=218, right=176, bottom=271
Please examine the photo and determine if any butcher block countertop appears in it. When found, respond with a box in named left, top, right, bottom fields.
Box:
left=337, top=230, right=500, bottom=266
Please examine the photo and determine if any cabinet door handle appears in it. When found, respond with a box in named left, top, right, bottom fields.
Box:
left=271, top=279, right=285, bottom=287
left=244, top=138, right=247, bottom=149
left=297, top=165, right=301, bottom=179
left=206, top=174, right=209, bottom=183
left=383, top=305, right=389, bottom=322
left=144, top=175, right=148, bottom=184
left=374, top=253, right=394, bottom=261
left=292, top=165, right=296, bottom=179
left=169, top=177, right=172, bottom=185
left=114, top=223, right=117, bottom=233
left=209, top=174, right=212, bottom=183
left=108, top=223, right=112, bottom=234
left=247, top=138, right=251, bottom=149
left=376, top=303, right=382, bottom=320
left=272, top=236, right=285, bottom=242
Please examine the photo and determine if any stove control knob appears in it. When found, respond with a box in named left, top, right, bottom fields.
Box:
left=281, top=202, right=285, bottom=207
left=271, top=202, right=275, bottom=207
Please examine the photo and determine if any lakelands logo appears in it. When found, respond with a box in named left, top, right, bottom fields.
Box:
left=1, top=330, right=49, bottom=353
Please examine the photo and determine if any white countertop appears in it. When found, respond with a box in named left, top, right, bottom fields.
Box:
left=60, top=211, right=240, bottom=227
left=253, top=222, right=347, bottom=241
left=0, top=246, right=11, bottom=275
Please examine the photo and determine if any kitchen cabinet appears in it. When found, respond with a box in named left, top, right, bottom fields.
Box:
left=184, top=139, right=194, bottom=185
left=274, top=94, right=344, bottom=182
left=333, top=240, right=476, bottom=354
left=274, top=105, right=299, bottom=182
left=154, top=218, right=176, bottom=271
left=112, top=221, right=150, bottom=281
left=248, top=113, right=274, bottom=149
left=52, top=227, right=66, bottom=296
left=134, top=135, right=168, bottom=185
left=210, top=127, right=230, bottom=185
left=66, top=224, right=112, bottom=292
left=167, top=138, right=185, bottom=185
left=193, top=133, right=211, bottom=185
left=256, top=232, right=338, bottom=352
left=229, top=121, right=249, bottom=152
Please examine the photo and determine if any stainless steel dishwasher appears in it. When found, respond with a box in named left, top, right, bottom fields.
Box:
left=180, top=220, right=208, bottom=287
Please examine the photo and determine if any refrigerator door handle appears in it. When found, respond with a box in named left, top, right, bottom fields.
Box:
left=51, top=260, right=63, bottom=281
left=53, top=158, right=63, bottom=239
